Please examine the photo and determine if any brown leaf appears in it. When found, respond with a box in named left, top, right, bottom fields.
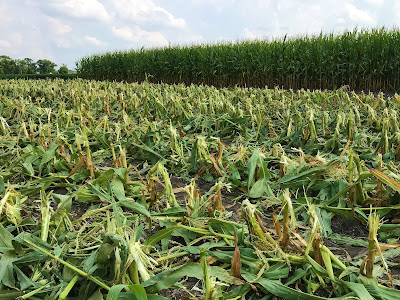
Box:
left=213, top=188, right=225, bottom=213
left=290, top=228, right=308, bottom=247
left=206, top=256, right=217, bottom=265
left=209, top=154, right=224, bottom=176
left=272, top=213, right=282, bottom=239
left=312, top=233, right=322, bottom=265
left=231, top=228, right=242, bottom=279
left=58, top=144, right=70, bottom=163
left=106, top=95, right=111, bottom=117
left=68, top=153, right=84, bottom=177
left=290, top=239, right=305, bottom=254
left=237, top=187, right=247, bottom=193
left=255, top=211, right=267, bottom=233
left=379, top=243, right=400, bottom=252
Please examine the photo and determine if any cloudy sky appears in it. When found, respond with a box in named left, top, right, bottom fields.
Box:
left=0, top=0, right=398, bottom=69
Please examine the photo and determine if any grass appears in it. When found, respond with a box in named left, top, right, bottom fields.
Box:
left=0, top=78, right=399, bottom=299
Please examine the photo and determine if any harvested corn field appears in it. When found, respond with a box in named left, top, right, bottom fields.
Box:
left=0, top=79, right=399, bottom=299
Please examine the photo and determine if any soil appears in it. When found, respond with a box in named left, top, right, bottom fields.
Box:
left=170, top=175, right=188, bottom=201
left=69, top=202, right=91, bottom=221
left=330, top=215, right=369, bottom=238
left=328, top=215, right=369, bottom=258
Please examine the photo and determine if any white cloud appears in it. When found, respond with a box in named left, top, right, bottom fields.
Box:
left=256, top=0, right=272, bottom=9
left=345, top=3, right=375, bottom=24
left=45, top=17, right=73, bottom=48
left=49, top=0, right=109, bottom=22
left=394, top=2, right=400, bottom=20
left=0, top=3, right=13, bottom=29
left=112, top=26, right=136, bottom=41
left=363, top=0, right=384, bottom=5
left=243, top=28, right=258, bottom=40
left=47, top=17, right=72, bottom=35
left=108, top=0, right=186, bottom=28
left=0, top=33, right=23, bottom=50
left=84, top=35, right=105, bottom=46
left=236, top=0, right=382, bottom=41
left=191, top=0, right=235, bottom=12
left=0, top=40, right=12, bottom=49
left=181, top=34, right=205, bottom=45
left=112, top=26, right=168, bottom=46
left=29, top=47, right=55, bottom=63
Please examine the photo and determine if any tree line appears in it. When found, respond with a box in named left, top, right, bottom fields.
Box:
left=0, top=55, right=69, bottom=74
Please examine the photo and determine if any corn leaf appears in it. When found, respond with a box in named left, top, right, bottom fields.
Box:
left=38, top=143, right=58, bottom=175
left=142, top=263, right=202, bottom=294
left=365, top=284, right=400, bottom=300
left=143, top=226, right=179, bottom=247
left=106, top=284, right=148, bottom=300
left=119, top=199, right=150, bottom=218
left=0, top=223, right=13, bottom=251
left=0, top=291, right=24, bottom=300
left=370, top=169, right=400, bottom=193
left=256, top=277, right=351, bottom=300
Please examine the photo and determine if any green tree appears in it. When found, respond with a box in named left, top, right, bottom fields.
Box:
left=15, top=59, right=26, bottom=74
left=0, top=55, right=17, bottom=74
left=36, top=59, right=57, bottom=74
left=22, top=58, right=37, bottom=74
left=15, top=58, right=37, bottom=74
left=58, top=65, right=69, bottom=74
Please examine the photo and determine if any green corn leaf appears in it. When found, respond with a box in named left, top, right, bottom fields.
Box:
left=143, top=226, right=179, bottom=247
left=38, top=143, right=58, bottom=175
left=22, top=162, right=35, bottom=176
left=106, top=284, right=148, bottom=300
left=247, top=148, right=270, bottom=188
left=248, top=178, right=273, bottom=198
left=119, top=199, right=150, bottom=218
left=14, top=265, right=35, bottom=290
left=365, top=283, right=400, bottom=300
left=256, top=277, right=353, bottom=300
left=106, top=285, right=129, bottom=300
left=87, top=289, right=104, bottom=300
left=0, top=291, right=24, bottom=300
left=111, top=178, right=125, bottom=200
left=0, top=223, right=13, bottom=251
left=0, top=251, right=17, bottom=288
left=142, top=263, right=202, bottom=294
left=150, top=206, right=186, bottom=216
left=341, top=281, right=374, bottom=300
left=328, top=233, right=368, bottom=247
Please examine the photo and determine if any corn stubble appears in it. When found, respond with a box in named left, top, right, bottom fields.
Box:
left=0, top=79, right=399, bottom=299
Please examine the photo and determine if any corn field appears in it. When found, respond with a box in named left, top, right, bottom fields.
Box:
left=77, top=28, right=400, bottom=91
left=0, top=78, right=399, bottom=299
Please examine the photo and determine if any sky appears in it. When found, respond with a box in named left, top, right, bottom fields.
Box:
left=0, top=0, right=398, bottom=70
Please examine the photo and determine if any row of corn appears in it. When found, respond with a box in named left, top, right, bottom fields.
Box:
left=77, top=28, right=400, bottom=91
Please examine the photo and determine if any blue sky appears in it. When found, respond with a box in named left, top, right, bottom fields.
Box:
left=0, top=0, right=398, bottom=69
